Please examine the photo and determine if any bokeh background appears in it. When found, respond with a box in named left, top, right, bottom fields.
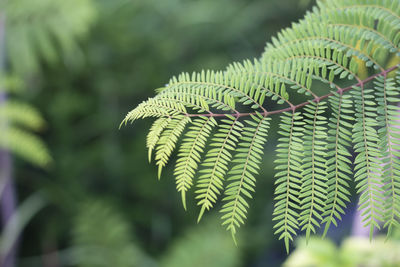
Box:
left=1, top=0, right=400, bottom=266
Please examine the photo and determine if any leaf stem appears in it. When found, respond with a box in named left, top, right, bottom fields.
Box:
left=186, top=65, right=399, bottom=118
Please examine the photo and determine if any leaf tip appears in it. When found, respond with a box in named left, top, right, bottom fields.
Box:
left=157, top=165, right=163, bottom=180
left=181, top=192, right=187, bottom=211
left=148, top=149, right=152, bottom=163
left=197, top=206, right=206, bottom=223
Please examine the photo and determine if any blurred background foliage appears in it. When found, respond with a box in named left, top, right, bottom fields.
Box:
left=284, top=233, right=400, bottom=267
left=1, top=0, right=399, bottom=266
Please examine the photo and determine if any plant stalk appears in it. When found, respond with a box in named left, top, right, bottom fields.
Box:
left=186, top=64, right=399, bottom=118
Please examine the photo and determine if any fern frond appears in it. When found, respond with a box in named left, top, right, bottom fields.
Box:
left=0, top=100, right=46, bottom=130
left=158, top=71, right=237, bottom=112
left=0, top=89, right=50, bottom=167
left=123, top=0, right=400, bottom=249
left=122, top=97, right=187, bottom=125
left=220, top=113, right=270, bottom=240
left=318, top=1, right=399, bottom=54
left=71, top=200, right=152, bottom=267
left=322, top=92, right=353, bottom=236
left=273, top=111, right=304, bottom=253
left=174, top=117, right=217, bottom=210
left=147, top=117, right=171, bottom=163
left=155, top=115, right=190, bottom=179
left=196, top=116, right=243, bottom=221
left=374, top=73, right=400, bottom=235
left=161, top=217, right=241, bottom=267
left=4, top=0, right=96, bottom=74
left=0, top=127, right=51, bottom=167
left=299, top=101, right=328, bottom=241
left=0, top=75, right=24, bottom=94
left=226, top=60, right=293, bottom=103
left=352, top=84, right=385, bottom=239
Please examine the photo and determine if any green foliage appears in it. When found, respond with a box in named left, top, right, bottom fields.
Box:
left=2, top=0, right=96, bottom=74
left=322, top=92, right=353, bottom=236
left=284, top=235, right=400, bottom=267
left=155, top=115, right=190, bottom=178
left=123, top=0, right=400, bottom=250
left=299, top=101, right=328, bottom=240
left=2, top=0, right=320, bottom=264
left=161, top=217, right=241, bottom=267
left=0, top=79, right=50, bottom=167
left=351, top=84, right=385, bottom=238
left=0, top=1, right=96, bottom=262
left=23, top=0, right=306, bottom=261
left=71, top=201, right=242, bottom=267
left=196, top=116, right=243, bottom=222
left=273, top=111, right=303, bottom=253
left=71, top=200, right=155, bottom=267
left=375, top=74, right=400, bottom=234
left=174, top=116, right=217, bottom=210
left=220, top=114, right=270, bottom=241
left=0, top=0, right=96, bottom=165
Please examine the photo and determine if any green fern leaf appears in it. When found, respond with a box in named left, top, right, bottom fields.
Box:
left=322, top=92, right=353, bottom=236
left=196, top=116, right=243, bottom=222
left=0, top=100, right=46, bottom=131
left=4, top=0, right=96, bottom=74
left=273, top=111, right=304, bottom=253
left=0, top=127, right=51, bottom=167
left=147, top=117, right=171, bottom=163
left=155, top=115, right=190, bottom=179
left=375, top=72, right=400, bottom=235
left=0, top=90, right=50, bottom=167
left=123, top=0, right=400, bottom=250
left=174, top=117, right=217, bottom=210
left=299, top=101, right=328, bottom=241
left=351, top=84, right=385, bottom=239
left=220, top=113, right=270, bottom=240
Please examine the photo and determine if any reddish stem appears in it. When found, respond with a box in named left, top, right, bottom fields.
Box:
left=186, top=65, right=399, bottom=118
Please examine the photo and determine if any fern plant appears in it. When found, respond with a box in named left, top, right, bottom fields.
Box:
left=0, top=76, right=51, bottom=167
left=2, top=0, right=96, bottom=74
left=123, top=0, right=400, bottom=252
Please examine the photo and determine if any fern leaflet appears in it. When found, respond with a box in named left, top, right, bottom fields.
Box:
left=375, top=73, right=400, bottom=234
left=322, top=92, right=353, bottom=236
left=221, top=113, right=270, bottom=241
left=352, top=84, right=385, bottom=238
left=273, top=111, right=303, bottom=253
left=174, top=117, right=217, bottom=210
left=195, top=116, right=243, bottom=221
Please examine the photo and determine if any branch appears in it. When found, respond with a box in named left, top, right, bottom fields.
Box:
left=186, top=64, right=399, bottom=118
